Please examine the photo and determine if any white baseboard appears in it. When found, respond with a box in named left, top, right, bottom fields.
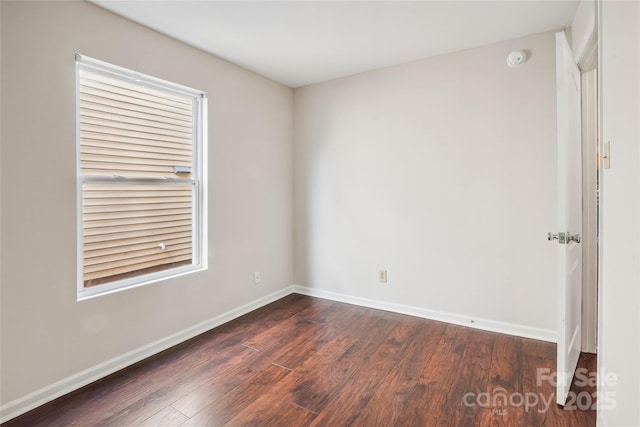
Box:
left=1, top=284, right=556, bottom=423
left=0, top=286, right=295, bottom=424
left=292, top=285, right=557, bottom=343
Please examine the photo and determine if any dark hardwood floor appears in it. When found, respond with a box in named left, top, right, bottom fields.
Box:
left=3, top=294, right=597, bottom=426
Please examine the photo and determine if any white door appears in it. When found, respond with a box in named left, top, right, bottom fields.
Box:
left=553, top=30, right=583, bottom=406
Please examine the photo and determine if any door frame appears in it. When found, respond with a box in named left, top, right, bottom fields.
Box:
left=580, top=67, right=598, bottom=354
left=574, top=12, right=599, bottom=355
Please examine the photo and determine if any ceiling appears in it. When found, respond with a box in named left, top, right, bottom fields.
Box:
left=90, top=1, right=579, bottom=88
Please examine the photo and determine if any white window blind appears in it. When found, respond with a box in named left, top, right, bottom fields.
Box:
left=79, top=71, right=194, bottom=178
left=82, top=183, right=194, bottom=283
left=77, top=55, right=206, bottom=298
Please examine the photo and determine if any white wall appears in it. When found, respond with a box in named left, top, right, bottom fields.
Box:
left=294, top=31, right=558, bottom=337
left=0, top=0, right=293, bottom=414
left=598, top=1, right=640, bottom=426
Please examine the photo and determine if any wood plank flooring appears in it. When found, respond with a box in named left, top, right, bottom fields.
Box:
left=2, top=294, right=597, bottom=427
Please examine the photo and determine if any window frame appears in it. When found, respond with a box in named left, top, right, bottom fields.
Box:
left=76, top=54, right=207, bottom=300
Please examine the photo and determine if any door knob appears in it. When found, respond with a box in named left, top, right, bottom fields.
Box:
left=548, top=232, right=566, bottom=243
left=568, top=233, right=581, bottom=243
left=547, top=232, right=580, bottom=244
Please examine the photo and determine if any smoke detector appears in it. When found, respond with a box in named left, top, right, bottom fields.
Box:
left=506, top=50, right=527, bottom=68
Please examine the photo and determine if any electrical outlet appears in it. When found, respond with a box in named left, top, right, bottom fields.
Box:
left=378, top=270, right=387, bottom=283
left=254, top=271, right=262, bottom=284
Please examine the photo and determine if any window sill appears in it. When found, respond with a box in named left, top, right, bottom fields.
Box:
left=77, top=264, right=206, bottom=301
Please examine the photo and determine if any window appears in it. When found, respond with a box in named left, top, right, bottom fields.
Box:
left=76, top=55, right=207, bottom=299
